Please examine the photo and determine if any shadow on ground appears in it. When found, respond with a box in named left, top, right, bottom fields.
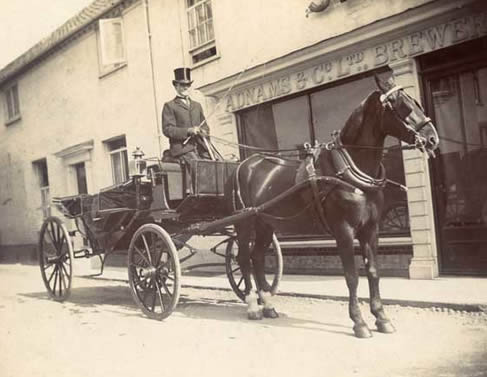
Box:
left=20, top=283, right=355, bottom=336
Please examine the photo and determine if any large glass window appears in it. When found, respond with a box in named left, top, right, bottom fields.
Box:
left=237, top=71, right=409, bottom=239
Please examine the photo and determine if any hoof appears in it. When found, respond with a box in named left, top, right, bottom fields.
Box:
left=247, top=311, right=263, bottom=320
left=353, top=324, right=372, bottom=338
left=376, top=320, right=396, bottom=334
left=263, top=307, right=279, bottom=319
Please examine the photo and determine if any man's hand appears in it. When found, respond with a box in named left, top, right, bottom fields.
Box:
left=188, top=126, right=208, bottom=137
left=188, top=126, right=201, bottom=135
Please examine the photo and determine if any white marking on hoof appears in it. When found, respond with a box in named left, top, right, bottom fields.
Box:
left=245, top=291, right=261, bottom=320
left=258, top=290, right=275, bottom=310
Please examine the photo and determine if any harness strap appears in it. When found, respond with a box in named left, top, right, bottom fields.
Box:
left=303, top=149, right=331, bottom=233
left=380, top=85, right=403, bottom=103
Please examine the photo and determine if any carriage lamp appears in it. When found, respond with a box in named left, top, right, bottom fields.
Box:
left=129, top=147, right=147, bottom=177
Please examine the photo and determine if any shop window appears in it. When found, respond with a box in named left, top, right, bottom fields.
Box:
left=186, top=0, right=217, bottom=65
left=237, top=71, right=410, bottom=239
left=97, top=18, right=126, bottom=76
left=33, top=159, right=50, bottom=219
left=105, top=136, right=129, bottom=185
left=4, top=83, right=21, bottom=125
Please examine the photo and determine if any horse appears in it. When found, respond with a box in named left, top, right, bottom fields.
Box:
left=225, top=74, right=439, bottom=338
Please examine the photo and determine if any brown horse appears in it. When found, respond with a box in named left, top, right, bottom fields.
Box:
left=225, top=74, right=439, bottom=338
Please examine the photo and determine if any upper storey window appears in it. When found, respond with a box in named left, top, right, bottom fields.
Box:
left=98, top=18, right=127, bottom=77
left=187, top=0, right=217, bottom=65
left=4, top=83, right=21, bottom=125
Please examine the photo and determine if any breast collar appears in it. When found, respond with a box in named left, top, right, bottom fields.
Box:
left=324, top=132, right=387, bottom=191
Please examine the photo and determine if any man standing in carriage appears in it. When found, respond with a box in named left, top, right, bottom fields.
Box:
left=162, top=67, right=212, bottom=191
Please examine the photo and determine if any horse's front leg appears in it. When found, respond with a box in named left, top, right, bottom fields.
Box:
left=359, top=227, right=396, bottom=334
left=253, top=223, right=278, bottom=319
left=235, top=225, right=262, bottom=320
left=337, top=233, right=372, bottom=338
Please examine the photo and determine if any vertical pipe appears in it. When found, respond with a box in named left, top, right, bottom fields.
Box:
left=143, top=0, right=162, bottom=157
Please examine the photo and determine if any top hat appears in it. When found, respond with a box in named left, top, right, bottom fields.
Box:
left=172, top=67, right=193, bottom=85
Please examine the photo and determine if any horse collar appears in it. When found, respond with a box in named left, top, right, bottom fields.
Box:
left=329, top=133, right=387, bottom=191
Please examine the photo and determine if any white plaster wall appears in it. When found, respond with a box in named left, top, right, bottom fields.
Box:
left=189, top=0, right=435, bottom=86
left=0, top=1, right=184, bottom=245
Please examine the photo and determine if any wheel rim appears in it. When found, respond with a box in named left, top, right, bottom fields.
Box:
left=128, top=224, right=181, bottom=320
left=39, top=217, right=73, bottom=301
left=225, top=234, right=283, bottom=301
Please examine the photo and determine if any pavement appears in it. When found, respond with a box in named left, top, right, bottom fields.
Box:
left=88, top=262, right=487, bottom=313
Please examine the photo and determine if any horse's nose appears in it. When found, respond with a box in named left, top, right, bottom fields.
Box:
left=428, top=135, right=439, bottom=149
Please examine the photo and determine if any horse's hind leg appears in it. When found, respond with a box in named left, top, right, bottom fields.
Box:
left=235, top=222, right=262, bottom=320
left=359, top=228, right=396, bottom=334
left=252, top=220, right=278, bottom=318
left=337, top=230, right=372, bottom=338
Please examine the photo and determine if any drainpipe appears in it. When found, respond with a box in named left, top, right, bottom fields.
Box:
left=143, top=0, right=162, bottom=156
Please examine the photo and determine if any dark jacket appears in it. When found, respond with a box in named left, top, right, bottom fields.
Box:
left=162, top=97, right=210, bottom=157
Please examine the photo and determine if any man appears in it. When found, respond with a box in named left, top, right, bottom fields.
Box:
left=162, top=67, right=211, bottom=192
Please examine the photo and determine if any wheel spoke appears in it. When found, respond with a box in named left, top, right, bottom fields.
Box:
left=161, top=280, right=173, bottom=298
left=142, top=281, right=151, bottom=305
left=141, top=234, right=153, bottom=265
left=60, top=263, right=70, bottom=287
left=134, top=246, right=150, bottom=266
left=236, top=276, right=244, bottom=289
left=58, top=264, right=63, bottom=296
left=56, top=222, right=62, bottom=246
left=52, top=266, right=59, bottom=295
left=154, top=280, right=166, bottom=312
left=43, top=261, right=55, bottom=270
left=49, top=222, right=60, bottom=251
left=45, top=230, right=57, bottom=252
left=231, top=267, right=240, bottom=274
left=47, top=264, right=58, bottom=285
left=150, top=283, right=157, bottom=312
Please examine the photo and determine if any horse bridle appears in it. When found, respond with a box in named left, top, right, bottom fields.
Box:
left=379, top=85, right=433, bottom=151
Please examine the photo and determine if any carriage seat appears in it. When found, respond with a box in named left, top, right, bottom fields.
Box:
left=147, top=160, right=184, bottom=209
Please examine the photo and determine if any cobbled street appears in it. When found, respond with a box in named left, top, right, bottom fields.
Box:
left=1, top=264, right=486, bottom=377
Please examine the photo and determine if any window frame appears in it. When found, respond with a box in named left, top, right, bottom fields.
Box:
left=33, top=159, right=51, bottom=219
left=104, top=136, right=129, bottom=185
left=3, top=82, right=21, bottom=125
left=97, top=17, right=127, bottom=78
left=186, top=0, right=219, bottom=66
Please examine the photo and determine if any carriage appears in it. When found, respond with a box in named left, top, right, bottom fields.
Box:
left=39, top=75, right=440, bottom=336
left=39, top=149, right=283, bottom=320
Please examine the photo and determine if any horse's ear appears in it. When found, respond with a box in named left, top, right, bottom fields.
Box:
left=374, top=73, right=395, bottom=93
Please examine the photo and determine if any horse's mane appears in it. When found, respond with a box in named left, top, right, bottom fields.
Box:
left=340, top=91, right=382, bottom=145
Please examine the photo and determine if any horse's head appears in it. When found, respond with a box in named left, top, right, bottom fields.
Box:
left=375, top=74, right=439, bottom=157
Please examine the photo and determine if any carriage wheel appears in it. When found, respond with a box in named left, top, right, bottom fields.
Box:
left=38, top=216, right=73, bottom=301
left=128, top=224, right=181, bottom=320
left=225, top=234, right=283, bottom=301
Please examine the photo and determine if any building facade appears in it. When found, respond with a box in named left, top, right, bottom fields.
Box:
left=1, top=0, right=486, bottom=278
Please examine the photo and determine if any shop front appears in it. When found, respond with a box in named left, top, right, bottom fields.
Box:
left=421, top=37, right=487, bottom=276
left=200, top=2, right=487, bottom=277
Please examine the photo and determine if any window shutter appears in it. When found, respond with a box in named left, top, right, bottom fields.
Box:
left=99, top=18, right=126, bottom=66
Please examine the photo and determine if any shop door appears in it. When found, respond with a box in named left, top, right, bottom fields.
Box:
left=425, top=65, right=487, bottom=275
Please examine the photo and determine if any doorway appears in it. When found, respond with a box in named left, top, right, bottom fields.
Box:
left=421, top=38, right=487, bottom=275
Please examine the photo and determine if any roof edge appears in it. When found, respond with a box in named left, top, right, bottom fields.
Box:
left=0, top=0, right=126, bottom=87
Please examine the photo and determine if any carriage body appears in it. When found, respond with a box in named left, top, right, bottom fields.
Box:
left=40, top=157, right=282, bottom=320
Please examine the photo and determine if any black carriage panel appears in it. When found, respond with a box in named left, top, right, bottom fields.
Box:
left=191, top=159, right=239, bottom=196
